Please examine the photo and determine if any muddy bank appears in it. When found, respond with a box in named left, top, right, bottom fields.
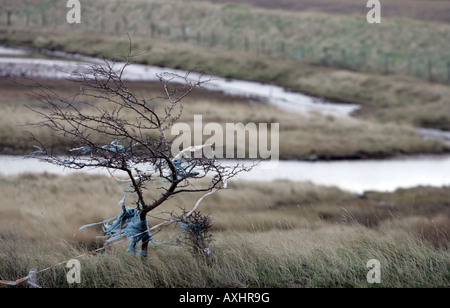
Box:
left=0, top=46, right=449, bottom=160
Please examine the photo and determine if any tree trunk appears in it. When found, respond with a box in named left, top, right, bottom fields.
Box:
left=141, top=240, right=149, bottom=259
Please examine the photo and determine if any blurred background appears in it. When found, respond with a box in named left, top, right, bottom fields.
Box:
left=0, top=0, right=448, bottom=288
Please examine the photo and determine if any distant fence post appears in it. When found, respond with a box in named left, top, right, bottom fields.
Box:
left=322, top=47, right=329, bottom=66
left=428, top=59, right=433, bottom=81
left=150, top=23, right=156, bottom=38
left=122, top=17, right=129, bottom=33
left=41, top=13, right=47, bottom=27
left=115, top=21, right=120, bottom=35
left=407, top=58, right=412, bottom=75
left=210, top=32, right=217, bottom=47
left=228, top=35, right=233, bottom=50
left=341, top=49, right=347, bottom=69
left=384, top=54, right=389, bottom=74
left=260, top=39, right=266, bottom=54
left=6, top=11, right=12, bottom=26
left=360, top=51, right=367, bottom=69
left=280, top=42, right=286, bottom=59
left=447, top=62, right=450, bottom=83
left=245, top=37, right=249, bottom=52
left=182, top=26, right=188, bottom=42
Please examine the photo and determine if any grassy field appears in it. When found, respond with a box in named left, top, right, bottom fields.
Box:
left=0, top=77, right=447, bottom=159
left=0, top=0, right=449, bottom=289
left=0, top=0, right=449, bottom=130
left=200, top=0, right=450, bottom=24
left=0, top=173, right=448, bottom=288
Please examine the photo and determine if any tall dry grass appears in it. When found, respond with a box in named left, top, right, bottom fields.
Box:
left=198, top=0, right=450, bottom=24
left=1, top=0, right=450, bottom=130
left=0, top=78, right=447, bottom=159
left=1, top=224, right=448, bottom=288
left=0, top=173, right=448, bottom=287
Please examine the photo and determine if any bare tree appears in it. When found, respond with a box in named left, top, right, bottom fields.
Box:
left=26, top=47, right=251, bottom=257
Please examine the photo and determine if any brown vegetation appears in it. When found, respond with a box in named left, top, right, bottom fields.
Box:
left=200, top=0, right=450, bottom=24
left=0, top=78, right=447, bottom=159
left=0, top=173, right=448, bottom=287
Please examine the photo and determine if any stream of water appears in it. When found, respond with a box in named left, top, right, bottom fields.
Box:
left=0, top=46, right=448, bottom=193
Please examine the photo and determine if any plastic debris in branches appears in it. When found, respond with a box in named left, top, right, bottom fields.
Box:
left=101, top=139, right=125, bottom=152
left=69, top=145, right=91, bottom=155
left=99, top=207, right=151, bottom=256
left=69, top=139, right=125, bottom=155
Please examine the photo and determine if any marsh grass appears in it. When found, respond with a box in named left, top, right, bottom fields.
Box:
left=1, top=226, right=448, bottom=288
left=0, top=173, right=448, bottom=288
left=0, top=78, right=447, bottom=159
left=1, top=0, right=450, bottom=130
left=0, top=1, right=449, bottom=288
left=198, top=0, right=450, bottom=24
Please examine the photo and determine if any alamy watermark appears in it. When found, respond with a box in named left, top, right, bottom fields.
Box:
left=66, top=0, right=81, bottom=24
left=367, top=0, right=381, bottom=24
left=66, top=259, right=81, bottom=284
left=366, top=259, right=381, bottom=284
left=171, top=115, right=280, bottom=169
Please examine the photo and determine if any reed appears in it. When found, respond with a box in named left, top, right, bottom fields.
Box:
left=0, top=173, right=448, bottom=287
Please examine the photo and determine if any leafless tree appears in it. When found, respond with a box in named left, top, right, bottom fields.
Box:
left=26, top=47, right=251, bottom=257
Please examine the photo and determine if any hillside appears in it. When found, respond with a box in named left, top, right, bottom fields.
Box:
left=199, top=0, right=450, bottom=24
left=1, top=0, right=450, bottom=130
